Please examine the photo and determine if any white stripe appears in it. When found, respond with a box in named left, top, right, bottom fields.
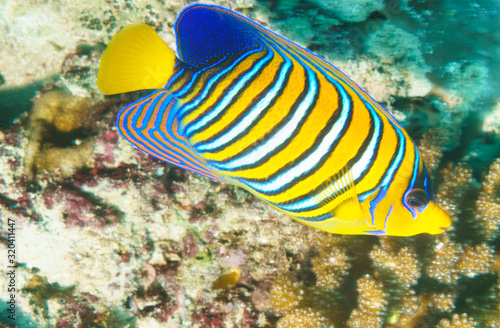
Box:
left=350, top=102, right=381, bottom=178
left=196, top=55, right=292, bottom=152
left=186, top=49, right=274, bottom=136
left=212, top=65, right=318, bottom=171
left=178, top=47, right=261, bottom=126
left=244, top=78, right=351, bottom=194
left=279, top=101, right=381, bottom=211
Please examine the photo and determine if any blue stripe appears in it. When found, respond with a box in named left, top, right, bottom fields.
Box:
left=210, top=46, right=319, bottom=172
left=166, top=65, right=187, bottom=89
left=267, top=94, right=380, bottom=212
left=296, top=213, right=332, bottom=222
left=358, top=124, right=406, bottom=202
left=185, top=48, right=274, bottom=137
left=119, top=92, right=173, bottom=161
left=171, top=56, right=227, bottom=97
left=266, top=79, right=352, bottom=210
left=240, top=76, right=347, bottom=193
left=365, top=230, right=386, bottom=235
left=119, top=92, right=222, bottom=181
left=177, top=46, right=263, bottom=133
left=384, top=205, right=393, bottom=230
left=369, top=187, right=388, bottom=226
left=402, top=146, right=420, bottom=219
left=286, top=42, right=384, bottom=187
left=291, top=40, right=409, bottom=208
left=136, top=91, right=164, bottom=129
left=195, top=43, right=292, bottom=152
left=417, top=172, right=430, bottom=213
left=350, top=100, right=382, bottom=179
left=250, top=39, right=382, bottom=210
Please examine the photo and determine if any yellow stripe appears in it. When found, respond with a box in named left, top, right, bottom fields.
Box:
left=183, top=51, right=266, bottom=135
left=169, top=69, right=194, bottom=93
left=191, top=53, right=284, bottom=144
left=251, top=80, right=372, bottom=206
left=266, top=88, right=371, bottom=213
left=229, top=62, right=338, bottom=180
left=201, top=54, right=307, bottom=162
left=171, top=68, right=213, bottom=108
left=354, top=116, right=398, bottom=195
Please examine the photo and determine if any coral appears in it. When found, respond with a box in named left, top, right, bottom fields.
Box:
left=365, top=22, right=424, bottom=68
left=276, top=308, right=329, bottom=328
left=425, top=235, right=462, bottom=284
left=24, top=89, right=95, bottom=179
left=270, top=273, right=305, bottom=314
left=311, top=247, right=350, bottom=290
left=370, top=243, right=420, bottom=288
left=23, top=274, right=75, bottom=319
left=455, top=243, right=495, bottom=278
left=475, top=158, right=500, bottom=240
left=346, top=275, right=388, bottom=328
left=434, top=163, right=474, bottom=224
left=417, top=127, right=461, bottom=174
left=432, top=61, right=490, bottom=105
left=483, top=101, right=500, bottom=134
left=437, top=313, right=479, bottom=328
left=482, top=280, right=500, bottom=326
left=430, top=293, right=456, bottom=313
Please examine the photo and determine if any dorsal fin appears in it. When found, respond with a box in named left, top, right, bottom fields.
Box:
left=174, top=4, right=364, bottom=99
left=116, top=90, right=226, bottom=182
left=174, top=4, right=262, bottom=67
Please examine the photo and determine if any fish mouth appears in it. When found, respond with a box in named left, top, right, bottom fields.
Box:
left=439, top=226, right=448, bottom=231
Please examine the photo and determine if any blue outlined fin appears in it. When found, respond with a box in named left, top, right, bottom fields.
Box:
left=174, top=4, right=262, bottom=66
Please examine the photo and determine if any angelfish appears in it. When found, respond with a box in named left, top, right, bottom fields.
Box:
left=97, top=4, right=451, bottom=236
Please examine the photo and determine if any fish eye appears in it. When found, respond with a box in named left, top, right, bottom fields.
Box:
left=406, top=188, right=429, bottom=208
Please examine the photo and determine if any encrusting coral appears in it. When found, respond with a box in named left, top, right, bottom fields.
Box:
left=24, top=89, right=95, bottom=179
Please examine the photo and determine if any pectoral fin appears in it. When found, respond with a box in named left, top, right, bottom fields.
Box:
left=313, top=165, right=364, bottom=221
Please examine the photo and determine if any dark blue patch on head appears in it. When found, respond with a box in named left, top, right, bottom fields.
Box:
left=175, top=4, right=262, bottom=67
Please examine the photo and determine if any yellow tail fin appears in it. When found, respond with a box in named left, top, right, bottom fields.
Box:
left=98, top=23, right=176, bottom=95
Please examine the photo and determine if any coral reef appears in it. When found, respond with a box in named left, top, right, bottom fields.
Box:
left=0, top=0, right=499, bottom=327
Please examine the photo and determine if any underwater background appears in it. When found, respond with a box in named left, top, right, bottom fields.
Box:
left=0, top=0, right=499, bottom=327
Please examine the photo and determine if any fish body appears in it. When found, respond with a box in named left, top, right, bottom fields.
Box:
left=98, top=4, right=451, bottom=236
